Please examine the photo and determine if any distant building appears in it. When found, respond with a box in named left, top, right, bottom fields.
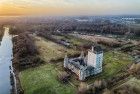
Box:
left=64, top=46, right=103, bottom=80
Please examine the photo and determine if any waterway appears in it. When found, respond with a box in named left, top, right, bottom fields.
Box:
left=0, top=27, right=14, bottom=94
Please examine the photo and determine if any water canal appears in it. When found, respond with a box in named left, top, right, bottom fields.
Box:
left=0, top=27, right=16, bottom=94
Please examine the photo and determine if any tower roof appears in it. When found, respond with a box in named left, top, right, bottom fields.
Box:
left=91, top=46, right=103, bottom=54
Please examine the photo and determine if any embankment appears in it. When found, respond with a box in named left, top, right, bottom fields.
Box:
left=12, top=33, right=44, bottom=94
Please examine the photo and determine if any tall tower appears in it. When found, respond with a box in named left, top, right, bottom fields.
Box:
left=87, top=46, right=103, bottom=73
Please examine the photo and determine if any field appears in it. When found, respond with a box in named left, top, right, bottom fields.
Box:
left=34, top=36, right=79, bottom=62
left=20, top=63, right=76, bottom=94
left=71, top=34, right=121, bottom=45
left=103, top=51, right=133, bottom=77
left=19, top=36, right=79, bottom=94
left=52, top=34, right=92, bottom=46
left=122, top=77, right=140, bottom=89
left=113, top=77, right=140, bottom=94
left=19, top=36, right=133, bottom=94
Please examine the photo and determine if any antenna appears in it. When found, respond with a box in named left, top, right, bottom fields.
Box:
left=80, top=51, right=84, bottom=58
left=91, top=46, right=94, bottom=52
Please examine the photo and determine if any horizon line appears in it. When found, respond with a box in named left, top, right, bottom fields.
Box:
left=0, top=14, right=140, bottom=17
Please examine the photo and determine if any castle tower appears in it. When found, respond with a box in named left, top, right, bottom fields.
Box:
left=87, top=46, right=103, bottom=73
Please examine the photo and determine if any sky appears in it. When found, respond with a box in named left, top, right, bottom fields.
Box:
left=0, top=0, right=140, bottom=16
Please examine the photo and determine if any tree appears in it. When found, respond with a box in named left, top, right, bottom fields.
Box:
left=57, top=72, right=70, bottom=83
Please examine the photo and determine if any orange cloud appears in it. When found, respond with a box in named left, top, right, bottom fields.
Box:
left=0, top=0, right=140, bottom=16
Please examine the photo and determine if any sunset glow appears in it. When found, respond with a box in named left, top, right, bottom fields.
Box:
left=0, top=0, right=140, bottom=16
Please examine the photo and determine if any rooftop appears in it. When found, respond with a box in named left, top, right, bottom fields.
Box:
left=90, top=46, right=103, bottom=54
left=68, top=58, right=86, bottom=69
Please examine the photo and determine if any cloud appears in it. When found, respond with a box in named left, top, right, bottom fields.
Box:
left=0, top=0, right=140, bottom=16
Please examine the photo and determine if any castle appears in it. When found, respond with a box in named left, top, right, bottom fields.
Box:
left=64, top=46, right=103, bottom=80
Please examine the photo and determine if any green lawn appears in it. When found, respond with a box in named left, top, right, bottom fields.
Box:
left=101, top=51, right=133, bottom=78
left=20, top=63, right=76, bottom=94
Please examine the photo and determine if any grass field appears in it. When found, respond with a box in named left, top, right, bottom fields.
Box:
left=19, top=36, right=133, bottom=94
left=20, top=36, right=79, bottom=94
left=52, top=34, right=92, bottom=46
left=20, top=63, right=76, bottom=94
left=102, top=51, right=133, bottom=78
left=34, top=36, right=79, bottom=62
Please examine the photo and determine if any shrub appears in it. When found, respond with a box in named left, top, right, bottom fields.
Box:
left=57, top=72, right=70, bottom=83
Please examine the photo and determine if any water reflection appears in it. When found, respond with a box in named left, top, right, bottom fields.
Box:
left=0, top=27, right=13, bottom=94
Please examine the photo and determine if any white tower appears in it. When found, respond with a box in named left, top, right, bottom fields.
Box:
left=87, top=46, right=103, bottom=73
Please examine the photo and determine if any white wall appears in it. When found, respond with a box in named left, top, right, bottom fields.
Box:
left=87, top=51, right=103, bottom=68
left=87, top=51, right=96, bottom=67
